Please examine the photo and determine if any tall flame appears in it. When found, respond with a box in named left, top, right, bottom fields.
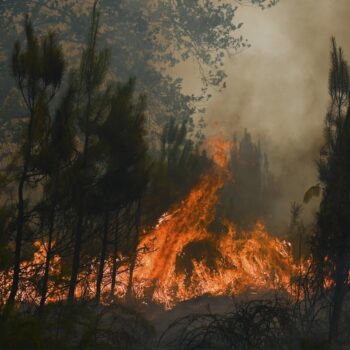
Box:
left=130, top=139, right=296, bottom=308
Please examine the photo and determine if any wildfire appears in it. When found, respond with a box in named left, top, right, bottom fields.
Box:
left=206, top=137, right=233, bottom=168
left=0, top=138, right=298, bottom=309
left=129, top=139, right=296, bottom=308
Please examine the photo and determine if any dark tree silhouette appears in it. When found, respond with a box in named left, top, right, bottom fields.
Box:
left=66, top=3, right=111, bottom=303
left=311, top=37, right=350, bottom=346
left=7, top=17, right=65, bottom=308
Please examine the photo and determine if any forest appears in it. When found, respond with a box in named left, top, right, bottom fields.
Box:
left=0, top=1, right=350, bottom=349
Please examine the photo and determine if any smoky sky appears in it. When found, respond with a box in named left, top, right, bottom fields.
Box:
left=177, top=0, right=350, bottom=229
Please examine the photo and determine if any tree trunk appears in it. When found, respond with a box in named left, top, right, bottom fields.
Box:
left=95, top=211, right=109, bottom=304
left=66, top=74, right=93, bottom=302
left=39, top=207, right=56, bottom=313
left=6, top=110, right=34, bottom=308
left=127, top=199, right=141, bottom=300
left=110, top=212, right=119, bottom=298
left=67, top=95, right=91, bottom=303
left=6, top=175, right=26, bottom=307
left=67, top=211, right=84, bottom=303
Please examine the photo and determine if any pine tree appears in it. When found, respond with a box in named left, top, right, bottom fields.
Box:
left=35, top=84, right=76, bottom=311
left=94, top=79, right=149, bottom=303
left=311, top=37, right=350, bottom=346
left=7, top=17, right=64, bottom=307
left=67, top=2, right=110, bottom=303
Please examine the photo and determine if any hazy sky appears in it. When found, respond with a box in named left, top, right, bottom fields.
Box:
left=178, top=0, right=350, bottom=227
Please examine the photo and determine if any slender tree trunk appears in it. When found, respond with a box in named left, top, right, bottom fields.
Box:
left=67, top=75, right=93, bottom=303
left=127, top=199, right=141, bottom=300
left=6, top=111, right=34, bottom=308
left=95, top=211, right=109, bottom=304
left=110, top=212, right=119, bottom=298
left=7, top=175, right=26, bottom=307
left=67, top=211, right=84, bottom=303
left=39, top=207, right=56, bottom=313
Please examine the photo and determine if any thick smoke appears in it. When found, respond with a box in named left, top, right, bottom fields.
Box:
left=199, top=0, right=350, bottom=230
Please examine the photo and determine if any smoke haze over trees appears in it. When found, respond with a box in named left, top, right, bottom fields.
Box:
left=1, top=1, right=350, bottom=349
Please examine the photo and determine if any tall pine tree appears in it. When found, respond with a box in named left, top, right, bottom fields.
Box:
left=311, top=37, right=350, bottom=346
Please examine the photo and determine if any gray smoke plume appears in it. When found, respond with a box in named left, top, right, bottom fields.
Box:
left=189, top=0, right=350, bottom=230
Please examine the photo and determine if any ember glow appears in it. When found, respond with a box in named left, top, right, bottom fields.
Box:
left=0, top=139, right=297, bottom=308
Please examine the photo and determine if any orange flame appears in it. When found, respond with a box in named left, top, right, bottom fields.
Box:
left=129, top=139, right=297, bottom=308
left=0, top=139, right=298, bottom=309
